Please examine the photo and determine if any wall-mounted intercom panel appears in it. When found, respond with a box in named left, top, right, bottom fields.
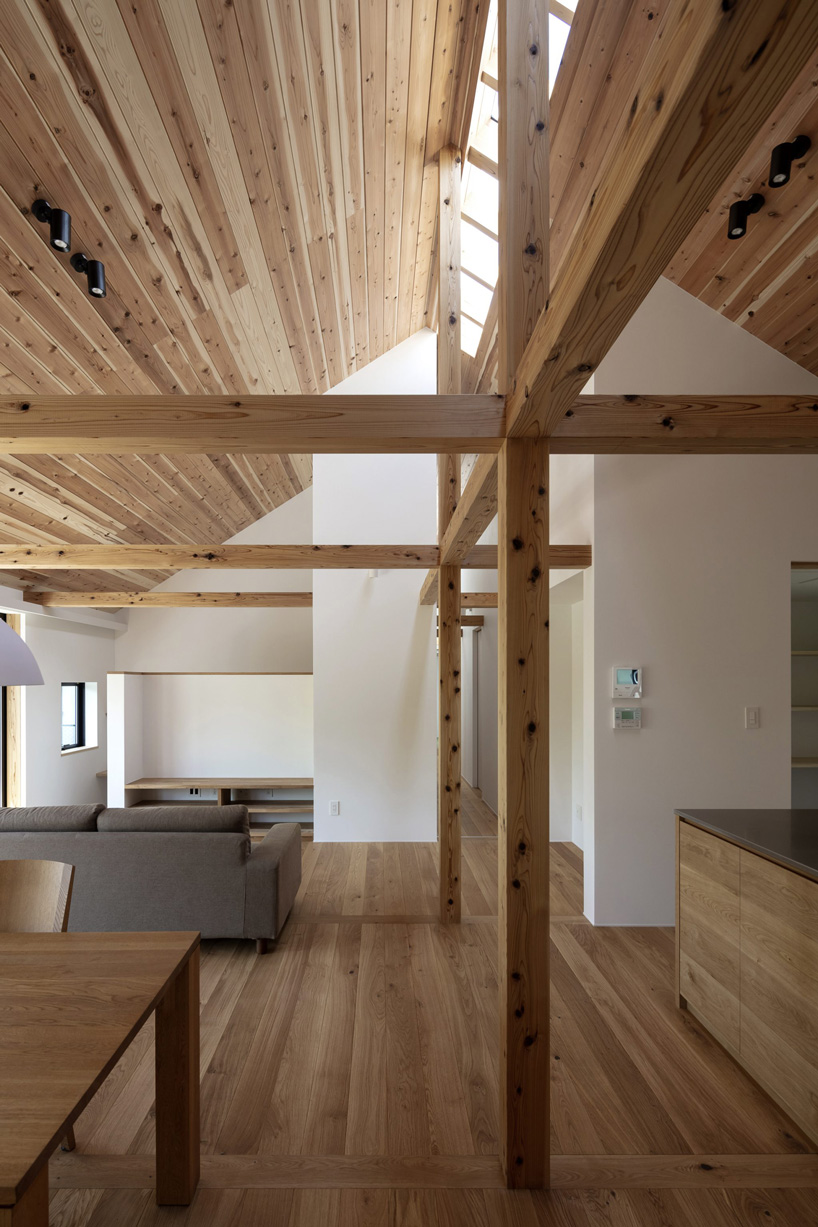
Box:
left=612, top=666, right=642, bottom=699
left=613, top=706, right=642, bottom=730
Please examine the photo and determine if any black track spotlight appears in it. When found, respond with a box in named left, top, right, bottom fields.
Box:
left=70, top=252, right=107, bottom=298
left=31, top=199, right=71, bottom=252
left=727, top=193, right=765, bottom=240
left=769, top=134, right=811, bottom=188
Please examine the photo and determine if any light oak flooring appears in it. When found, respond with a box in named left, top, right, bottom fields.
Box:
left=48, top=786, right=818, bottom=1225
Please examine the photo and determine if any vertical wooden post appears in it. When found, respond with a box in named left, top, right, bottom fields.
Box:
left=5, top=615, right=23, bottom=807
left=498, top=438, right=550, bottom=1188
left=155, top=947, right=200, bottom=1205
left=498, top=0, right=550, bottom=392
left=438, top=145, right=462, bottom=923
left=498, top=0, right=551, bottom=1187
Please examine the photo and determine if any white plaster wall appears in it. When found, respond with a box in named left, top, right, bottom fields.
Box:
left=140, top=673, right=313, bottom=777
left=113, top=488, right=314, bottom=673
left=589, top=277, right=818, bottom=924
left=313, top=331, right=438, bottom=841
left=23, top=616, right=114, bottom=807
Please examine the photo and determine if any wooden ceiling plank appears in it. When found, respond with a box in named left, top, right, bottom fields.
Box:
left=397, top=0, right=437, bottom=342
left=228, top=0, right=331, bottom=390
left=330, top=0, right=370, bottom=369
left=0, top=457, right=141, bottom=544
left=301, top=0, right=358, bottom=372
left=0, top=544, right=441, bottom=569
left=411, top=161, right=439, bottom=333
left=266, top=0, right=348, bottom=386
left=113, top=0, right=249, bottom=297
left=191, top=312, right=251, bottom=400
left=665, top=51, right=818, bottom=291
left=25, top=590, right=315, bottom=608
left=0, top=3, right=208, bottom=331
left=56, top=0, right=280, bottom=392
left=0, top=392, right=504, bottom=453
left=144, top=455, right=250, bottom=540
left=450, top=0, right=491, bottom=159
left=197, top=0, right=324, bottom=393
left=360, top=0, right=388, bottom=361
left=507, top=0, right=818, bottom=439
left=82, top=454, right=223, bottom=543
left=154, top=0, right=297, bottom=393
left=383, top=0, right=414, bottom=352
left=0, top=322, right=91, bottom=397
left=0, top=111, right=195, bottom=394
left=0, top=238, right=134, bottom=395
left=550, top=394, right=818, bottom=453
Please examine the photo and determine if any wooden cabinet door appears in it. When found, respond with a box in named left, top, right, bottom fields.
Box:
left=678, top=823, right=741, bottom=1052
left=740, top=850, right=818, bottom=1140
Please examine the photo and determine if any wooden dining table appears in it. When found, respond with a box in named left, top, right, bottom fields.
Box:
left=0, top=930, right=200, bottom=1225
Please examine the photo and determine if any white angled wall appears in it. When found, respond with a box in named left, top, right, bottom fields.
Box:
left=313, top=331, right=438, bottom=841
left=113, top=488, right=314, bottom=673
left=588, top=278, right=818, bottom=925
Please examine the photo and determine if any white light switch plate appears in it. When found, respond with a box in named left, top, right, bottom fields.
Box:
left=745, top=707, right=760, bottom=730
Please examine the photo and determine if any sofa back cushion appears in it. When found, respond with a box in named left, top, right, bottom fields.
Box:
left=98, top=804, right=249, bottom=835
left=0, top=804, right=103, bottom=832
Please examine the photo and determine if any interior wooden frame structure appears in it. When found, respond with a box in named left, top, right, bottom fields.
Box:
left=4, top=0, right=818, bottom=1194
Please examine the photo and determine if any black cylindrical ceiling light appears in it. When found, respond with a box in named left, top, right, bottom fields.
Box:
left=727, top=193, right=765, bottom=240
left=769, top=134, right=811, bottom=187
left=70, top=252, right=106, bottom=298
left=31, top=199, right=71, bottom=252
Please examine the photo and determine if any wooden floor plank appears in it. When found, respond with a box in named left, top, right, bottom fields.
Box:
left=49, top=790, right=818, bottom=1225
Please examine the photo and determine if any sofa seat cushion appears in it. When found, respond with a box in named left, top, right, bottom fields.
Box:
left=0, top=804, right=103, bottom=832
left=98, top=804, right=249, bottom=835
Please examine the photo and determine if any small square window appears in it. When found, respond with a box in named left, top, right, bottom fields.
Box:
left=61, top=682, right=86, bottom=751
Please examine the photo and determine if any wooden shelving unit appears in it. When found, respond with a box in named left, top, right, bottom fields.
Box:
left=793, top=758, right=818, bottom=768
left=124, top=776, right=315, bottom=837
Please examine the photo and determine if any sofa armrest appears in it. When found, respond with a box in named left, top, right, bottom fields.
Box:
left=244, top=822, right=302, bottom=939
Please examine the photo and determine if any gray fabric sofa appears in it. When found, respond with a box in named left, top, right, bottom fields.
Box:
left=0, top=803, right=301, bottom=946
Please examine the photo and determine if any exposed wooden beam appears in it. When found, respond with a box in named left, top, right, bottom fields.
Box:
left=0, top=546, right=439, bottom=570
left=0, top=395, right=504, bottom=454
left=24, top=591, right=314, bottom=608
left=498, top=438, right=550, bottom=1188
left=439, top=453, right=499, bottom=566
left=419, top=544, right=592, bottom=605
left=467, top=146, right=498, bottom=179
left=551, top=395, right=818, bottom=453
left=550, top=0, right=573, bottom=25
left=461, top=615, right=484, bottom=628
left=461, top=593, right=498, bottom=608
left=438, top=144, right=463, bottom=927
left=506, top=0, right=818, bottom=439
left=498, top=0, right=549, bottom=392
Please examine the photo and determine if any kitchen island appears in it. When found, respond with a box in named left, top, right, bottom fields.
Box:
left=676, top=808, right=818, bottom=1145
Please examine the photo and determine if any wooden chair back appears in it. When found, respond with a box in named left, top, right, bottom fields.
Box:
left=0, top=859, right=75, bottom=933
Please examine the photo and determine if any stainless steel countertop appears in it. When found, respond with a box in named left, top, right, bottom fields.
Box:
left=676, top=809, right=818, bottom=881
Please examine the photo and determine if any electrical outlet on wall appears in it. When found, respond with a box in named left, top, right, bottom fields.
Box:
left=189, top=787, right=200, bottom=796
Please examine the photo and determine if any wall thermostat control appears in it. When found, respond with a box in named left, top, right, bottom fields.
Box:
left=612, top=666, right=642, bottom=699
left=613, top=706, right=642, bottom=730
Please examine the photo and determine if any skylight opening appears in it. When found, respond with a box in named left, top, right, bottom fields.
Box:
left=459, top=0, right=574, bottom=360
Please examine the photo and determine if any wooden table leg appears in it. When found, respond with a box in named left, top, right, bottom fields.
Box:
left=0, top=1167, right=48, bottom=1226
left=155, top=946, right=200, bottom=1205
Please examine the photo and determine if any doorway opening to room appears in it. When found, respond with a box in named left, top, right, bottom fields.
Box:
left=792, top=565, right=818, bottom=807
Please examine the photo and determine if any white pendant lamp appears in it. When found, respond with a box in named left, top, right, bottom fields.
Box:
left=0, top=618, right=43, bottom=685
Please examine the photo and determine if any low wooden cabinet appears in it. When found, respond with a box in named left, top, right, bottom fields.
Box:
left=677, top=816, right=818, bottom=1144
left=677, top=822, right=741, bottom=1053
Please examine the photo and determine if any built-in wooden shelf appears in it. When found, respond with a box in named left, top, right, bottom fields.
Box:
left=792, top=650, right=818, bottom=656
left=792, top=758, right=818, bottom=768
left=125, top=776, right=313, bottom=790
